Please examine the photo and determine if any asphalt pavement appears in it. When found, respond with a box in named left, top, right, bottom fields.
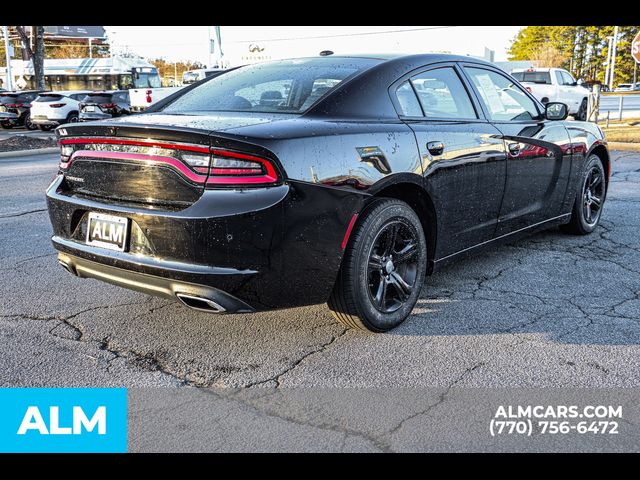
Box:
left=1, top=151, right=640, bottom=389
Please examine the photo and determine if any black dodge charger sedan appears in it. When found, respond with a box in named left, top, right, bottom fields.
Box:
left=46, top=54, right=609, bottom=332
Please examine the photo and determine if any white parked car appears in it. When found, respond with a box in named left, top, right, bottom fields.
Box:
left=511, top=68, right=590, bottom=120
left=30, top=91, right=90, bottom=131
left=615, top=83, right=640, bottom=92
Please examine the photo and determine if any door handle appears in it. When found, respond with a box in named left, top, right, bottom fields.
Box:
left=427, top=141, right=445, bottom=156
left=507, top=143, right=520, bottom=157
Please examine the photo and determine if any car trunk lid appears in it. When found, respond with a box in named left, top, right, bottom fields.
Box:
left=56, top=123, right=213, bottom=209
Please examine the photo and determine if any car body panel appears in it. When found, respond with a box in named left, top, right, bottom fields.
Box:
left=46, top=54, right=609, bottom=313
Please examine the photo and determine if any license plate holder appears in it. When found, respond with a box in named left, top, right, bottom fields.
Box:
left=85, top=106, right=95, bottom=112
left=86, top=212, right=129, bottom=252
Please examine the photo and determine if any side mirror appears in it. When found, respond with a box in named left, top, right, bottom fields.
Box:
left=576, top=79, right=585, bottom=86
left=545, top=102, right=568, bottom=121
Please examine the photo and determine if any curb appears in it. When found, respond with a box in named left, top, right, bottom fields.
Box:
left=608, top=142, right=640, bottom=152
left=0, top=147, right=59, bottom=158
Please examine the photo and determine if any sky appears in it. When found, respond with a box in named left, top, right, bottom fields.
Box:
left=105, top=26, right=524, bottom=66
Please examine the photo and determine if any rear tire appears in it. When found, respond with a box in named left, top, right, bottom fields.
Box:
left=328, top=198, right=427, bottom=332
left=24, top=113, right=37, bottom=130
left=66, top=112, right=79, bottom=124
left=562, top=154, right=606, bottom=235
left=576, top=98, right=588, bottom=121
left=0, top=122, right=12, bottom=129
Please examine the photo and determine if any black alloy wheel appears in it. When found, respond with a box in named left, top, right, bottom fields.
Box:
left=328, top=198, right=427, bottom=332
left=367, top=221, right=420, bottom=314
left=582, top=162, right=605, bottom=227
left=562, top=154, right=606, bottom=235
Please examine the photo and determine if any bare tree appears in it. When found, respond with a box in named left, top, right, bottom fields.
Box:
left=15, top=26, right=45, bottom=89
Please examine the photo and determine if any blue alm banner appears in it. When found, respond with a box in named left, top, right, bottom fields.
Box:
left=0, top=388, right=127, bottom=453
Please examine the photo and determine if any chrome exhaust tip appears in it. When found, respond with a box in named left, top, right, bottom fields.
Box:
left=176, top=293, right=226, bottom=313
left=58, top=259, right=77, bottom=276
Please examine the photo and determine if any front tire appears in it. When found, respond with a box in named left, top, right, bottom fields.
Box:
left=562, top=154, right=606, bottom=235
left=328, top=198, right=427, bottom=332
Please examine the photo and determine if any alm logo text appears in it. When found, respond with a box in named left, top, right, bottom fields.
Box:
left=17, top=406, right=107, bottom=435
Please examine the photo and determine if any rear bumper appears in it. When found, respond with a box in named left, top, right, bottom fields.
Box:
left=0, top=112, right=19, bottom=122
left=46, top=176, right=366, bottom=311
left=31, top=116, right=65, bottom=126
left=56, top=250, right=255, bottom=313
left=79, top=112, right=112, bottom=121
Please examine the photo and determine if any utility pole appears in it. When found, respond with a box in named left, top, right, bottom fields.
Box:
left=604, top=36, right=613, bottom=88
left=3, top=26, right=13, bottom=91
left=207, top=26, right=213, bottom=68
left=609, top=26, right=619, bottom=91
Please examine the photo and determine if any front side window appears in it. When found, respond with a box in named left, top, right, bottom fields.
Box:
left=465, top=67, right=540, bottom=122
left=560, top=71, right=575, bottom=86
left=410, top=67, right=477, bottom=119
left=162, top=58, right=377, bottom=114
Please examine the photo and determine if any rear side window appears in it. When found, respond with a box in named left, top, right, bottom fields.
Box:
left=465, top=67, right=540, bottom=122
left=410, top=67, right=477, bottom=120
left=395, top=81, right=422, bottom=116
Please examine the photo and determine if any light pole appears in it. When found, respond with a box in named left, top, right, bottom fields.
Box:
left=609, top=26, right=619, bottom=91
left=3, top=26, right=13, bottom=91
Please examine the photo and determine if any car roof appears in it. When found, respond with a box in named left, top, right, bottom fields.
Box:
left=512, top=68, right=552, bottom=72
left=44, top=90, right=91, bottom=95
left=296, top=52, right=497, bottom=65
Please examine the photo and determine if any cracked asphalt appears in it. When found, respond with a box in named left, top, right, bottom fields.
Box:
left=1, top=151, right=640, bottom=390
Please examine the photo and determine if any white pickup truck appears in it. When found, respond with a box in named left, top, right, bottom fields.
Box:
left=129, top=86, right=184, bottom=112
left=511, top=67, right=590, bottom=120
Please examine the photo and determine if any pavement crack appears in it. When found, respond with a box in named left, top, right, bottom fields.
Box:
left=380, top=362, right=486, bottom=448
left=0, top=208, right=47, bottom=219
left=244, top=326, right=349, bottom=388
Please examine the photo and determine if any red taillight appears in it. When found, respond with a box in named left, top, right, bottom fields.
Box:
left=57, top=138, right=280, bottom=186
left=49, top=103, right=66, bottom=108
left=100, top=103, right=116, bottom=109
left=6, top=103, right=23, bottom=108
left=146, top=90, right=152, bottom=103
left=205, top=149, right=278, bottom=185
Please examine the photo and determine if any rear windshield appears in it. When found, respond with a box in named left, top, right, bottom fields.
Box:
left=0, top=94, right=21, bottom=104
left=163, top=57, right=378, bottom=114
left=34, top=94, right=66, bottom=102
left=82, top=93, right=113, bottom=103
left=512, top=71, right=551, bottom=84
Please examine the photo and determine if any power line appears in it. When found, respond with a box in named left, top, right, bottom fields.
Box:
left=225, top=26, right=461, bottom=43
